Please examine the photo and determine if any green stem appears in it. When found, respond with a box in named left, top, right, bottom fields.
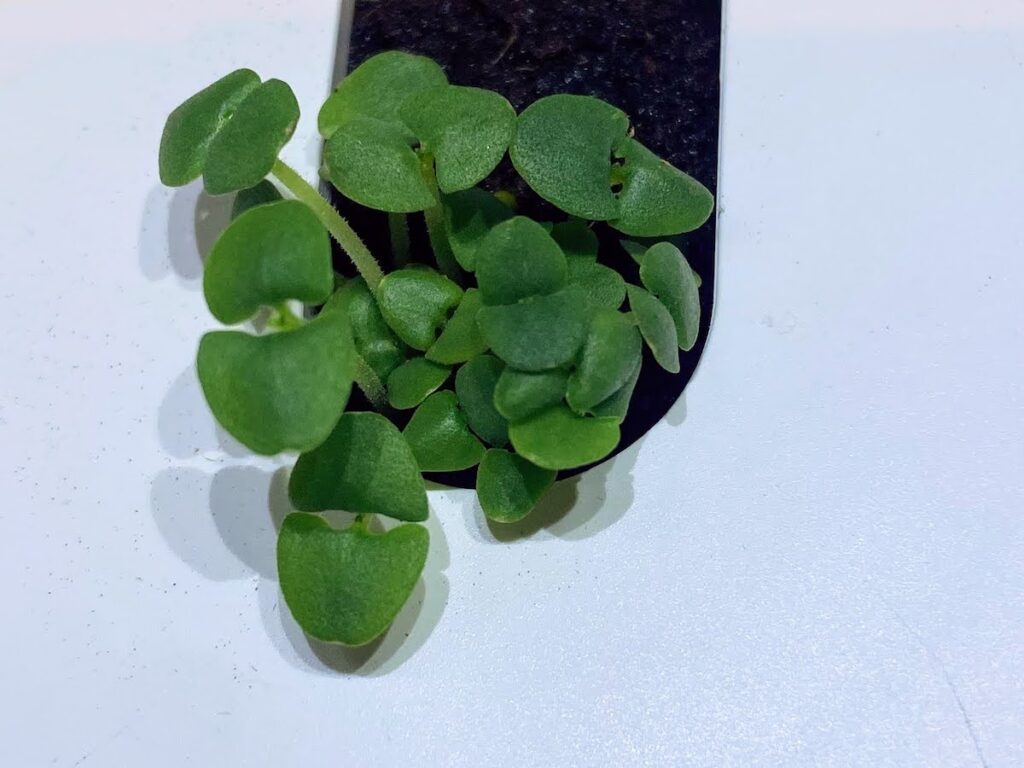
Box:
left=387, top=213, right=410, bottom=267
left=352, top=354, right=387, bottom=411
left=270, top=304, right=303, bottom=331
left=418, top=156, right=464, bottom=282
left=271, top=159, right=385, bottom=294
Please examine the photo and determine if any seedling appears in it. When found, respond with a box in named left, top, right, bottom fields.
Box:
left=159, top=51, right=714, bottom=647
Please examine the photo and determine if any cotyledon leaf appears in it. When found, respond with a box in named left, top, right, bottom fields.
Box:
left=231, top=180, right=283, bottom=220
left=475, top=217, right=567, bottom=305
left=509, top=404, right=621, bottom=470
left=158, top=68, right=260, bottom=187
left=639, top=242, right=702, bottom=351
left=590, top=354, right=642, bottom=423
left=443, top=188, right=514, bottom=271
left=626, top=284, right=680, bottom=373
left=477, top=286, right=589, bottom=371
left=318, top=50, right=447, bottom=139
left=288, top=412, right=428, bottom=522
left=566, top=309, right=642, bottom=414
left=567, top=257, right=626, bottom=310
left=203, top=200, right=332, bottom=325
left=426, top=288, right=488, bottom=364
left=454, top=355, right=508, bottom=447
left=493, top=368, right=569, bottom=423
left=196, top=308, right=353, bottom=455
left=387, top=357, right=451, bottom=410
left=378, top=267, right=463, bottom=351
left=277, top=513, right=428, bottom=645
left=551, top=219, right=599, bottom=260
left=404, top=391, right=485, bottom=472
left=401, top=85, right=516, bottom=193
left=477, top=449, right=556, bottom=524
left=324, top=278, right=407, bottom=381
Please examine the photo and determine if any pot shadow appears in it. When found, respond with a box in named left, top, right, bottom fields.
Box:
left=139, top=183, right=232, bottom=284
left=463, top=393, right=686, bottom=542
left=259, top=508, right=450, bottom=677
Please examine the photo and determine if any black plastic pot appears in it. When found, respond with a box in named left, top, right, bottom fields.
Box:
left=331, top=0, right=722, bottom=488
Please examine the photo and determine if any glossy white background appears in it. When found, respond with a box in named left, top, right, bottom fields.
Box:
left=1, top=0, right=1022, bottom=765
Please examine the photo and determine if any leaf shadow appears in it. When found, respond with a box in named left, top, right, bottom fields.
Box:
left=157, top=364, right=251, bottom=460
left=139, top=182, right=232, bottom=284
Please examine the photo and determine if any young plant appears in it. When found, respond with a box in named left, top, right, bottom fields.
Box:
left=158, top=51, right=713, bottom=647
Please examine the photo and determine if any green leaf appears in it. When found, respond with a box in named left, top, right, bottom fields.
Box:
left=566, top=309, right=642, bottom=413
left=203, top=79, right=300, bottom=195
left=475, top=217, right=568, bottom=305
left=203, top=200, right=332, bottom=324
left=509, top=405, right=620, bottom=470
left=324, top=118, right=436, bottom=213
left=318, top=51, right=447, bottom=139
left=477, top=286, right=589, bottom=371
left=325, top=278, right=407, bottom=381
left=510, top=94, right=628, bottom=220
left=159, top=69, right=260, bottom=187
left=610, top=138, right=715, bottom=236
left=426, top=288, right=488, bottom=364
left=590, top=354, right=642, bottom=423
left=493, top=368, right=569, bottom=422
left=627, top=284, right=680, bottom=373
left=231, top=180, right=282, bottom=219
left=288, top=412, right=428, bottom=522
left=277, top=513, right=428, bottom=645
left=378, top=267, right=463, bottom=351
left=567, top=257, right=626, bottom=310
left=401, top=85, right=516, bottom=193
left=387, top=357, right=451, bottom=410
left=454, top=355, right=508, bottom=447
left=477, top=449, right=556, bottom=523
left=443, top=188, right=514, bottom=271
left=404, top=391, right=485, bottom=472
left=551, top=219, right=599, bottom=260
left=196, top=309, right=353, bottom=455
left=639, top=242, right=702, bottom=351
left=620, top=239, right=647, bottom=265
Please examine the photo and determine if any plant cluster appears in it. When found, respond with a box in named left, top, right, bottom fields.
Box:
left=159, top=51, right=713, bottom=646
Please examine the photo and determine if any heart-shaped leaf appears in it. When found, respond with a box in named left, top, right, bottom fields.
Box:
left=443, top=188, right=515, bottom=271
left=378, top=267, right=463, bottom=351
left=477, top=449, right=556, bottom=523
left=477, top=286, right=589, bottom=371
left=590, top=354, right=642, bottom=423
left=566, top=309, right=642, bottom=413
left=426, top=288, right=488, bottom=364
left=196, top=309, right=353, bottom=455
left=551, top=219, right=599, bottom=260
left=277, top=513, right=428, bottom=645
left=203, top=79, right=300, bottom=195
left=454, top=355, right=508, bottom=447
left=508, top=404, right=620, bottom=470
left=610, top=138, right=715, bottom=237
left=627, top=285, right=679, bottom=372
left=289, top=412, right=428, bottom=522
left=510, top=94, right=628, bottom=220
left=387, top=357, right=450, bottom=410
left=475, top=217, right=567, bottom=305
left=231, top=180, right=283, bottom=219
left=203, top=200, right=332, bottom=324
left=318, top=51, right=447, bottom=140
left=567, top=257, right=626, bottom=310
left=493, top=368, right=569, bottom=423
left=401, top=85, right=516, bottom=193
left=404, top=391, right=485, bottom=472
left=325, top=118, right=436, bottom=213
left=639, top=242, right=701, bottom=351
left=325, top=278, right=407, bottom=381
left=159, top=69, right=260, bottom=187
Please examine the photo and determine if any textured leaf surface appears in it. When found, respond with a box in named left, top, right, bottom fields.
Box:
left=551, top=219, right=599, bottom=260
left=475, top=217, right=567, bottom=305
left=590, top=354, right=642, bottom=423
left=231, top=180, right=282, bottom=219
left=289, top=412, right=428, bottom=522
left=509, top=405, right=620, bottom=470
left=477, top=449, right=555, bottom=523
left=204, top=200, right=331, bottom=324
left=477, top=287, right=588, bottom=371
left=443, top=188, right=514, bottom=271
left=378, top=268, right=463, bottom=351
left=402, top=85, right=515, bottom=193
left=639, top=242, right=702, bottom=351
left=493, top=368, right=569, bottom=423
left=277, top=514, right=428, bottom=645
left=426, top=289, right=488, bottom=364
left=627, top=285, right=680, bottom=372
left=567, top=257, right=626, bottom=310
left=196, top=309, right=353, bottom=455
left=387, top=357, right=450, bottom=410
left=325, top=279, right=406, bottom=381
left=404, top=391, right=485, bottom=472
left=454, top=355, right=508, bottom=447
left=566, top=309, right=642, bottom=413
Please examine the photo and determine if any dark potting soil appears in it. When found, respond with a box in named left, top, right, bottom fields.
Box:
left=332, top=0, right=722, bottom=487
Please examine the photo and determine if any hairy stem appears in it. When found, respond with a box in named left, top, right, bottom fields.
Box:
left=418, top=156, right=463, bottom=282
left=271, top=159, right=385, bottom=294
left=352, top=354, right=387, bottom=411
left=387, top=213, right=410, bottom=267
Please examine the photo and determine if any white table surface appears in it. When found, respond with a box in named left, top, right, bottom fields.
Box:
left=2, top=1, right=1022, bottom=765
